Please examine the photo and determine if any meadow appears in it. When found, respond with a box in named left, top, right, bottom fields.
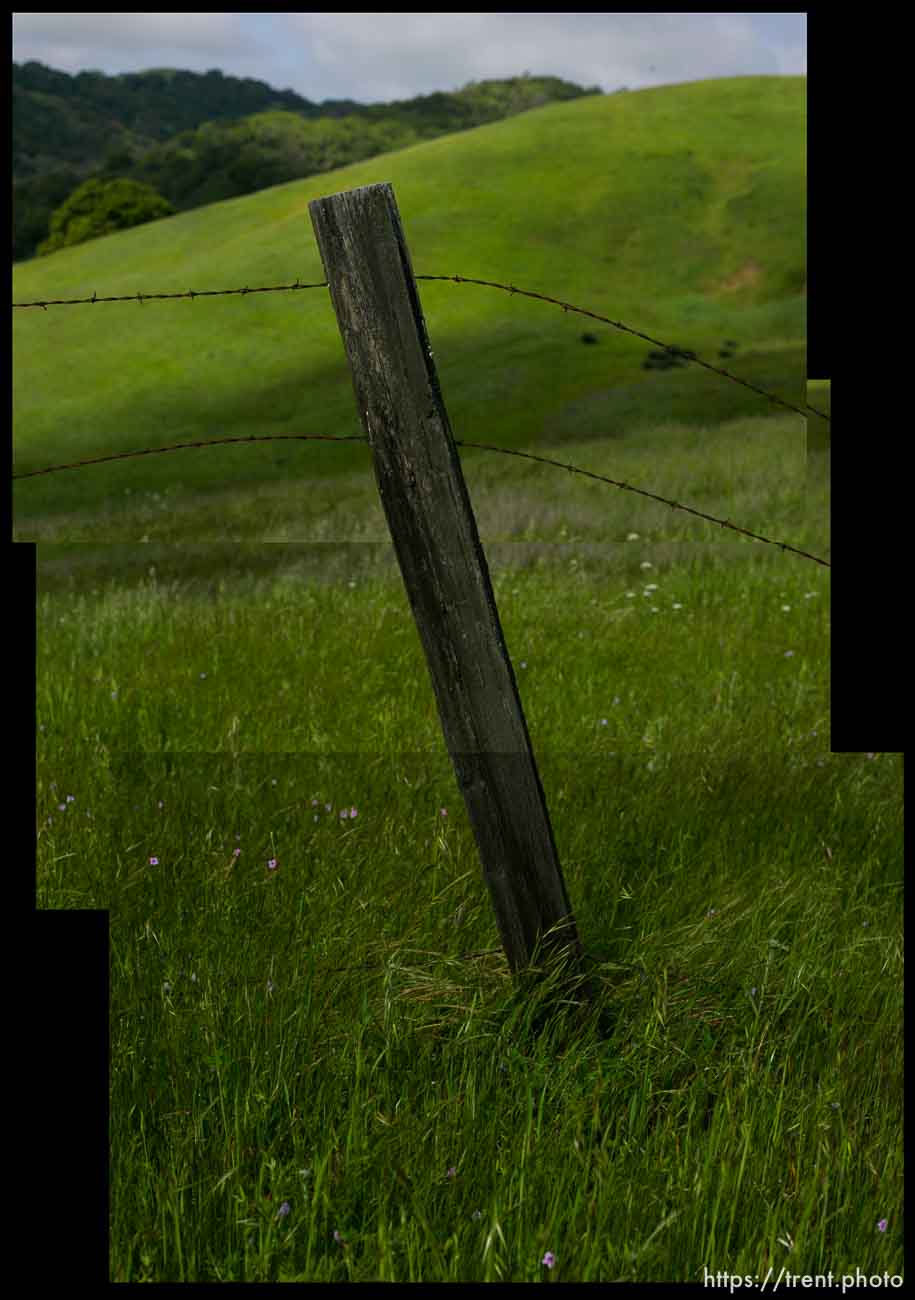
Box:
left=24, top=77, right=903, bottom=1281
left=35, top=416, right=902, bottom=1281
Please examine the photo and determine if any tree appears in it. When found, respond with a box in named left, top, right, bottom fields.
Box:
left=99, top=144, right=136, bottom=176
left=36, top=177, right=175, bottom=255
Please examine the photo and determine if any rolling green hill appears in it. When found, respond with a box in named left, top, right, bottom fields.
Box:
left=13, top=63, right=597, bottom=261
left=13, top=75, right=806, bottom=542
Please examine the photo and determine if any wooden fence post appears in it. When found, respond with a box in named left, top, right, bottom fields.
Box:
left=309, top=181, right=591, bottom=1002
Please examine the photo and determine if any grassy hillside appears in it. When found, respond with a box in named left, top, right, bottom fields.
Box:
left=13, top=66, right=597, bottom=260
left=14, top=76, right=806, bottom=542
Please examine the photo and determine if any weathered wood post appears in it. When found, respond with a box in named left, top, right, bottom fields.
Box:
left=309, top=181, right=591, bottom=1006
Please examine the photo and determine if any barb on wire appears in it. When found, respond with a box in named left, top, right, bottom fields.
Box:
left=12, top=272, right=828, bottom=425
left=12, top=432, right=830, bottom=568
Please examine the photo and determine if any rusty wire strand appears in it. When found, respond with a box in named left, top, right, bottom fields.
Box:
left=12, top=432, right=830, bottom=568
left=12, top=273, right=828, bottom=424
left=421, top=275, right=827, bottom=425
left=11, top=279, right=324, bottom=308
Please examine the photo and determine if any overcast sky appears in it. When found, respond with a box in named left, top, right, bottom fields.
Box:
left=12, top=12, right=806, bottom=105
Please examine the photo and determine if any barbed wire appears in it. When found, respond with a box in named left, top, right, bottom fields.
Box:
left=459, top=440, right=830, bottom=568
left=12, top=273, right=828, bottom=425
left=11, top=432, right=830, bottom=568
left=12, top=433, right=366, bottom=478
left=11, top=280, right=326, bottom=308
left=422, top=275, right=827, bottom=425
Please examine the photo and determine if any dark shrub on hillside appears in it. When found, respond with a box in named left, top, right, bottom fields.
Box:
left=642, top=346, right=696, bottom=371
left=37, top=176, right=175, bottom=256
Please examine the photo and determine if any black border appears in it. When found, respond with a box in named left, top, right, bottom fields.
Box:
left=811, top=17, right=903, bottom=751
left=29, top=549, right=109, bottom=1281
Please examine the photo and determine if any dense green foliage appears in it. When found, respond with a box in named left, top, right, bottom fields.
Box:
left=13, top=62, right=600, bottom=261
left=36, top=176, right=176, bottom=255
left=13, top=163, right=86, bottom=261
left=129, top=112, right=423, bottom=210
left=13, top=60, right=331, bottom=174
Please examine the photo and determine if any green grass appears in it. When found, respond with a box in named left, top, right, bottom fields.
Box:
left=14, top=75, right=806, bottom=539
left=37, top=410, right=902, bottom=1281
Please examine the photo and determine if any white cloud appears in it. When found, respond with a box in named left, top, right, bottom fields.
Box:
left=283, top=11, right=781, bottom=101
left=12, top=11, right=806, bottom=103
left=13, top=12, right=267, bottom=73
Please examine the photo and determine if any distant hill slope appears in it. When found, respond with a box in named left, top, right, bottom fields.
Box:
left=13, top=76, right=806, bottom=537
left=13, top=63, right=600, bottom=261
